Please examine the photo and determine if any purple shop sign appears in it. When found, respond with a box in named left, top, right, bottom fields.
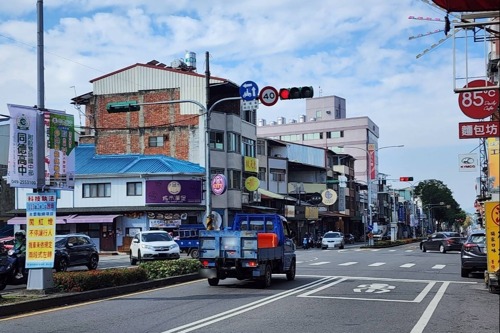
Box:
left=211, top=174, right=227, bottom=195
left=146, top=180, right=202, bottom=204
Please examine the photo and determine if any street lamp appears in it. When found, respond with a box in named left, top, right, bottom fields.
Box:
left=345, top=144, right=404, bottom=246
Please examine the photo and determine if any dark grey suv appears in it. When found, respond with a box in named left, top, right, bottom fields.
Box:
left=460, top=230, right=486, bottom=278
left=54, top=234, right=99, bottom=272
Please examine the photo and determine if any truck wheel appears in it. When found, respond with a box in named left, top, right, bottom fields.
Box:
left=190, top=248, right=199, bottom=259
left=208, top=278, right=219, bottom=286
left=286, top=260, right=296, bottom=281
left=261, top=264, right=272, bottom=288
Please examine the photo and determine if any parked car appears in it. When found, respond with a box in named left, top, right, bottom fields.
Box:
left=54, top=234, right=99, bottom=272
left=0, top=236, right=15, bottom=250
left=461, top=230, right=487, bottom=278
left=321, top=231, right=345, bottom=249
left=344, top=233, right=356, bottom=244
left=420, top=231, right=465, bottom=253
left=130, top=230, right=180, bottom=265
left=372, top=230, right=390, bottom=242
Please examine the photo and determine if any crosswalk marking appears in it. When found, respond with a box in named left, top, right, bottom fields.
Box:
left=432, top=264, right=446, bottom=269
left=310, top=262, right=330, bottom=266
left=400, top=263, right=416, bottom=268
left=388, top=249, right=397, bottom=252
left=368, top=262, right=385, bottom=267
left=339, top=262, right=358, bottom=266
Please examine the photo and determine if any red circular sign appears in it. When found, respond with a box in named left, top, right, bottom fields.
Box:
left=258, top=86, right=279, bottom=106
left=458, top=80, right=499, bottom=119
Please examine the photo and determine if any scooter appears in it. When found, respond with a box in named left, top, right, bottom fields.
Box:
left=0, top=249, right=28, bottom=291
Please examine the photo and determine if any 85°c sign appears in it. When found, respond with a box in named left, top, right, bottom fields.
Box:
left=458, top=80, right=499, bottom=119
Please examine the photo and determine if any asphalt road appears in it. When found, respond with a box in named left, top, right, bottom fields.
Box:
left=1, top=243, right=499, bottom=333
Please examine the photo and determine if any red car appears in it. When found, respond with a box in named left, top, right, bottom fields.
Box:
left=0, top=236, right=15, bottom=250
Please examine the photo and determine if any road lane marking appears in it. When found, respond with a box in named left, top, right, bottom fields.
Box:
left=410, top=282, right=450, bottom=333
left=368, top=262, right=385, bottom=267
left=400, top=263, right=416, bottom=268
left=432, top=265, right=446, bottom=269
left=162, top=277, right=338, bottom=333
left=310, top=262, right=330, bottom=266
left=339, top=262, right=358, bottom=266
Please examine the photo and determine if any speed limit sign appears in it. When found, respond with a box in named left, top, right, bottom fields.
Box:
left=458, top=80, right=499, bottom=119
left=259, top=86, right=279, bottom=107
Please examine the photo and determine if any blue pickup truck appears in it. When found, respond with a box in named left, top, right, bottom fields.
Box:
left=173, top=224, right=205, bottom=258
left=198, top=213, right=296, bottom=288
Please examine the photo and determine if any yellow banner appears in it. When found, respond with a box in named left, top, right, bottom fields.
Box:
left=244, top=156, right=258, bottom=173
left=485, top=201, right=500, bottom=272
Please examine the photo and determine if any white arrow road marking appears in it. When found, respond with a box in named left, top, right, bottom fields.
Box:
left=368, top=262, right=386, bottom=267
left=339, top=262, right=358, bottom=266
left=400, top=263, right=416, bottom=268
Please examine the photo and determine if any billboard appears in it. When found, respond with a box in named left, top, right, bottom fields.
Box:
left=146, top=180, right=202, bottom=204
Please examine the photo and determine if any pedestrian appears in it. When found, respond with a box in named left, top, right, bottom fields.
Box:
left=303, top=235, right=308, bottom=249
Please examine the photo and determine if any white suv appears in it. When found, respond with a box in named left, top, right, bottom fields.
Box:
left=130, top=230, right=180, bottom=265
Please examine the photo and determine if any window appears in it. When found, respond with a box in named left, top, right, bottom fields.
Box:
left=303, top=132, right=323, bottom=140
left=280, top=134, right=301, bottom=141
left=83, top=183, right=111, bottom=198
left=211, top=168, right=225, bottom=179
left=127, top=182, right=142, bottom=196
left=210, top=131, right=224, bottom=150
left=227, top=132, right=241, bottom=153
left=316, top=110, right=322, bottom=119
left=258, top=167, right=266, bottom=181
left=270, top=168, right=285, bottom=182
left=243, top=109, right=256, bottom=124
left=242, top=137, right=255, bottom=157
left=149, top=136, right=166, bottom=147
left=228, top=169, right=241, bottom=189
left=326, top=131, right=344, bottom=139
left=256, top=139, right=266, bottom=155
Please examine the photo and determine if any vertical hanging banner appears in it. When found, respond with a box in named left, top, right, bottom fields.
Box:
left=25, top=192, right=57, bottom=269
left=6, top=104, right=45, bottom=188
left=368, top=143, right=376, bottom=180
left=44, top=110, right=76, bottom=190
left=485, top=201, right=500, bottom=273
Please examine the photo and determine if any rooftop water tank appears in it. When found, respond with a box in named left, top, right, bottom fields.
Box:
left=258, top=119, right=267, bottom=126
left=277, top=117, right=286, bottom=125
left=299, top=115, right=306, bottom=123
left=184, top=51, right=196, bottom=70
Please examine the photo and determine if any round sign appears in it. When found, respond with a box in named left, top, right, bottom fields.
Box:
left=309, top=192, right=322, bottom=205
left=211, top=174, right=227, bottom=195
left=458, top=80, right=499, bottom=119
left=239, top=81, right=259, bottom=101
left=259, top=86, right=279, bottom=106
left=244, top=176, right=260, bottom=191
left=321, top=189, right=338, bottom=206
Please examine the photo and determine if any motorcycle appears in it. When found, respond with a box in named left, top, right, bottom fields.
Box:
left=0, top=249, right=28, bottom=291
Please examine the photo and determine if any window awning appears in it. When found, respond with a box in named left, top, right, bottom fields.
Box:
left=242, top=205, right=278, bottom=212
left=7, top=215, right=76, bottom=225
left=258, top=188, right=296, bottom=201
left=69, top=215, right=120, bottom=223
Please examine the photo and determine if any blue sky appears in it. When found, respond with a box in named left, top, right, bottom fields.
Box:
left=0, top=0, right=493, bottom=213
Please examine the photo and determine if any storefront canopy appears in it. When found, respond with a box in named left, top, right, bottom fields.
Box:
left=431, top=0, right=499, bottom=12
left=258, top=188, right=296, bottom=201
left=7, top=214, right=119, bottom=224
left=7, top=215, right=77, bottom=225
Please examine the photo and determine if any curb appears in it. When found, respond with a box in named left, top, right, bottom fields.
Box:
left=0, top=273, right=201, bottom=318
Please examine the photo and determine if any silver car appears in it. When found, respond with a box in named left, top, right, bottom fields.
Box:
left=321, top=231, right=345, bottom=249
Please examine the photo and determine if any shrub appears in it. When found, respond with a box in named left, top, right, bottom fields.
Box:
left=139, top=258, right=201, bottom=280
left=53, top=267, right=148, bottom=292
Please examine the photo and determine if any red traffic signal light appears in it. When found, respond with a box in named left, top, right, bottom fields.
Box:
left=279, top=86, right=314, bottom=100
left=399, top=177, right=414, bottom=181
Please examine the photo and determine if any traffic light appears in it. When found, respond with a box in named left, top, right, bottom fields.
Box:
left=106, top=101, right=141, bottom=113
left=399, top=177, right=414, bottom=181
left=279, top=86, right=314, bottom=100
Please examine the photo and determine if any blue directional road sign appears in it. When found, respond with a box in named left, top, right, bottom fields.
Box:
left=367, top=224, right=373, bottom=232
left=239, top=81, right=259, bottom=101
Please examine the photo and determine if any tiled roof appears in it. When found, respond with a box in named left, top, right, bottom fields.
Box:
left=76, top=144, right=205, bottom=175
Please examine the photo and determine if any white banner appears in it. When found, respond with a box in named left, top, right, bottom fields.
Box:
left=7, top=104, right=44, bottom=188
left=458, top=153, right=478, bottom=172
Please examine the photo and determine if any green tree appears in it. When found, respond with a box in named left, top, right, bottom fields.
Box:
left=414, top=179, right=466, bottom=230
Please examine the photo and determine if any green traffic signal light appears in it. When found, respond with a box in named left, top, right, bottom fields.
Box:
left=279, top=86, right=314, bottom=100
